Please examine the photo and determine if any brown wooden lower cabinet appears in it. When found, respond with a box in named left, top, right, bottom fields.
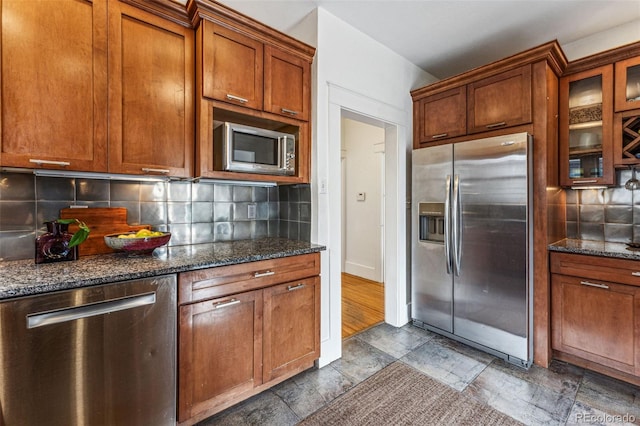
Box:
left=550, top=252, right=640, bottom=385
left=177, top=254, right=320, bottom=425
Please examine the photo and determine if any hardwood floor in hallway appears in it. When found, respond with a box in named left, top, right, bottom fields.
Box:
left=341, top=273, right=384, bottom=338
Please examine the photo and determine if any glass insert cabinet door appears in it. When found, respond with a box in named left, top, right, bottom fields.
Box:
left=559, top=65, right=614, bottom=187
left=615, top=55, right=640, bottom=112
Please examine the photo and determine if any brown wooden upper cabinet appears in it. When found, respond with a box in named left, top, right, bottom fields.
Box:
left=1, top=0, right=108, bottom=172
left=415, top=87, right=466, bottom=143
left=467, top=65, right=532, bottom=134
left=264, top=45, right=311, bottom=121
left=615, top=55, right=640, bottom=112
left=200, top=19, right=310, bottom=122
left=201, top=20, right=264, bottom=111
left=559, top=65, right=614, bottom=187
left=108, top=1, right=194, bottom=178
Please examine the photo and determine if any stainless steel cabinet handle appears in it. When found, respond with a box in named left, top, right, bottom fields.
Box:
left=254, top=270, right=275, bottom=278
left=27, top=292, right=156, bottom=329
left=572, top=179, right=598, bottom=184
left=226, top=94, right=248, bottom=104
left=141, top=167, right=170, bottom=174
left=580, top=280, right=609, bottom=289
left=632, top=272, right=640, bottom=277
left=287, top=283, right=306, bottom=291
left=213, top=298, right=240, bottom=309
left=432, top=133, right=448, bottom=139
left=29, top=159, right=71, bottom=167
left=444, top=174, right=452, bottom=274
left=486, top=121, right=506, bottom=129
left=281, top=108, right=299, bottom=116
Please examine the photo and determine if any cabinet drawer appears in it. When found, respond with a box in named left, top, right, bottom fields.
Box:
left=550, top=251, right=640, bottom=287
left=179, top=253, right=320, bottom=304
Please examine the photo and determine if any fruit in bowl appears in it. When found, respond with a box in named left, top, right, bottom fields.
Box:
left=104, top=229, right=171, bottom=254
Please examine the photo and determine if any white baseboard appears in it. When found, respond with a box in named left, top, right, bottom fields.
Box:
left=344, top=261, right=379, bottom=282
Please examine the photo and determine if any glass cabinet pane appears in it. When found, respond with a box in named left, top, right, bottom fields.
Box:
left=568, top=75, right=604, bottom=179
left=625, top=64, right=640, bottom=102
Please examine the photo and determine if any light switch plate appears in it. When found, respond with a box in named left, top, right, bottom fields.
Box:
left=357, top=192, right=366, bottom=201
left=248, top=203, right=256, bottom=219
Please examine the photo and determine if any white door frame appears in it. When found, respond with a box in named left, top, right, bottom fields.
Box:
left=318, top=82, right=409, bottom=365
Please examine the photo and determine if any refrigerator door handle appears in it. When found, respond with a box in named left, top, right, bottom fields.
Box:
left=444, top=174, right=452, bottom=274
left=452, top=174, right=462, bottom=276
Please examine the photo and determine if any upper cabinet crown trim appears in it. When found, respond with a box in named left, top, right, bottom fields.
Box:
left=411, top=40, right=567, bottom=100
left=564, top=40, right=640, bottom=76
left=190, top=0, right=316, bottom=61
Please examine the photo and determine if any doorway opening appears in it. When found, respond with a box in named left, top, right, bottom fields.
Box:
left=340, top=110, right=386, bottom=338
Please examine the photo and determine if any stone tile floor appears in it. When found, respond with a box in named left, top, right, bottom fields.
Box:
left=199, top=323, right=640, bottom=425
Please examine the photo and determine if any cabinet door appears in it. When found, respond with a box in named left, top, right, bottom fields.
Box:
left=264, top=45, right=310, bottom=121
left=178, top=290, right=263, bottom=422
left=467, top=65, right=532, bottom=134
left=1, top=0, right=108, bottom=171
left=415, top=87, right=466, bottom=145
left=552, top=274, right=640, bottom=375
left=615, top=55, right=640, bottom=112
left=263, top=277, right=320, bottom=382
left=559, top=65, right=614, bottom=187
left=201, top=20, right=263, bottom=110
left=107, top=2, right=194, bottom=178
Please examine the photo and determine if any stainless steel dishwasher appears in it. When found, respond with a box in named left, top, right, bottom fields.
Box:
left=0, top=275, right=177, bottom=426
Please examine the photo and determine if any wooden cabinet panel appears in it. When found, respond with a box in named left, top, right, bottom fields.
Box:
left=615, top=55, right=640, bottom=112
left=551, top=273, right=640, bottom=375
left=1, top=0, right=108, bottom=171
left=559, top=65, right=614, bottom=187
left=264, top=45, right=310, bottom=121
left=179, top=253, right=320, bottom=304
left=177, top=254, right=321, bottom=424
left=178, top=289, right=263, bottom=423
left=467, top=65, right=532, bottom=134
left=415, top=87, right=466, bottom=145
left=108, top=2, right=194, bottom=177
left=201, top=20, right=263, bottom=110
left=263, top=276, right=320, bottom=382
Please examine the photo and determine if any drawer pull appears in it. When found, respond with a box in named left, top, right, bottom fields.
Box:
left=432, top=133, right=448, bottom=139
left=226, top=94, right=248, bottom=104
left=287, top=283, right=306, bottom=291
left=254, top=270, right=275, bottom=278
left=214, top=298, right=240, bottom=309
left=486, top=121, right=506, bottom=129
left=632, top=272, right=640, bottom=277
left=141, top=167, right=170, bottom=174
left=572, top=179, right=598, bottom=184
left=281, top=108, right=299, bottom=116
left=29, top=159, right=70, bottom=167
left=580, top=280, right=609, bottom=290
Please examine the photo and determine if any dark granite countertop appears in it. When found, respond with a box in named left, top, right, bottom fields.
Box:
left=0, top=238, right=325, bottom=300
left=548, top=238, right=640, bottom=261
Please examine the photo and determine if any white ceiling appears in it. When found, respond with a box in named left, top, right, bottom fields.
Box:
left=216, top=0, right=640, bottom=79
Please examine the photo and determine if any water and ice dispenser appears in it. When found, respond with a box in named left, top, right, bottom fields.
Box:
left=418, top=202, right=445, bottom=242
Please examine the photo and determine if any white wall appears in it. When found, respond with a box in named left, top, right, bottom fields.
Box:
left=290, top=7, right=436, bottom=366
left=342, top=117, right=385, bottom=282
left=562, top=20, right=640, bottom=60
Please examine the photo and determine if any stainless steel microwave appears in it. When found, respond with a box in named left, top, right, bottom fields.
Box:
left=214, top=122, right=296, bottom=176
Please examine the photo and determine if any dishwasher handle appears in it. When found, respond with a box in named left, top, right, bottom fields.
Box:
left=27, top=292, right=156, bottom=329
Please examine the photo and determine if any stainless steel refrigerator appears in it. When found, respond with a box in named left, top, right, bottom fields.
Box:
left=411, top=132, right=532, bottom=367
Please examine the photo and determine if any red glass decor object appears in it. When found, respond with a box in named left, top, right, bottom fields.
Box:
left=35, top=221, right=78, bottom=264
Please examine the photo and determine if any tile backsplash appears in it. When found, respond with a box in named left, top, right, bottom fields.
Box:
left=0, top=171, right=311, bottom=261
left=566, top=168, right=640, bottom=243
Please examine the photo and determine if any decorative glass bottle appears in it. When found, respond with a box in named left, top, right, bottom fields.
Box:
left=35, top=221, right=78, bottom=264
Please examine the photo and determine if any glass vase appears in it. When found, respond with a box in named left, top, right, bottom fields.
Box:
left=35, top=221, right=78, bottom=264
